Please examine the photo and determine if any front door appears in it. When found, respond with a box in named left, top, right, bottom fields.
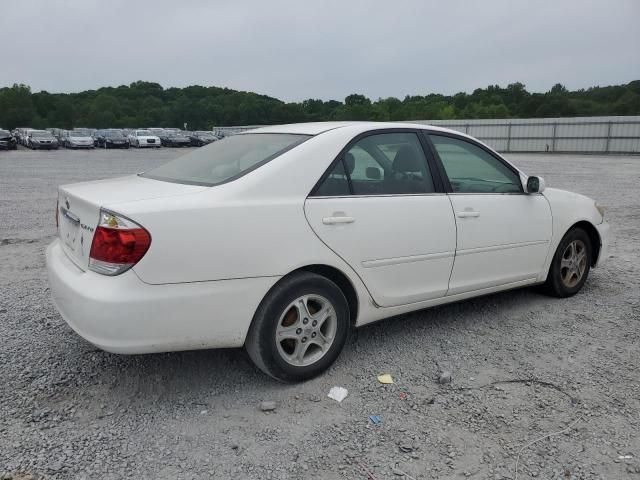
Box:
left=304, top=131, right=457, bottom=307
left=428, top=134, right=552, bottom=295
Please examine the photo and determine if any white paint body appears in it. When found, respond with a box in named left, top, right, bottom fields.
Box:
left=46, top=122, right=610, bottom=354
left=127, top=130, right=161, bottom=148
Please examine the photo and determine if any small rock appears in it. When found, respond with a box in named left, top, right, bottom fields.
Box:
left=438, top=371, right=452, bottom=384
left=260, top=401, right=277, bottom=412
left=399, top=443, right=414, bottom=453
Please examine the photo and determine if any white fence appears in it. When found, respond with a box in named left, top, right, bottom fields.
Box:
left=214, top=116, right=640, bottom=154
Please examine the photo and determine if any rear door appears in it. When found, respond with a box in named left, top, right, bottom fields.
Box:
left=427, top=133, right=552, bottom=295
left=304, top=130, right=457, bottom=307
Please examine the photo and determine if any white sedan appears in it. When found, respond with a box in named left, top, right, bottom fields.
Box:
left=127, top=129, right=161, bottom=148
left=46, top=122, right=609, bottom=381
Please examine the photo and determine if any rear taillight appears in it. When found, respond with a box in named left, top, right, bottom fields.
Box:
left=89, top=210, right=151, bottom=276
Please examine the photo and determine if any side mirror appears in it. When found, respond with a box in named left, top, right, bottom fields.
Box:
left=525, top=176, right=546, bottom=194
left=366, top=167, right=382, bottom=180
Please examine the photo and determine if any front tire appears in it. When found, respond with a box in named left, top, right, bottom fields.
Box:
left=245, top=272, right=350, bottom=382
left=543, top=228, right=592, bottom=297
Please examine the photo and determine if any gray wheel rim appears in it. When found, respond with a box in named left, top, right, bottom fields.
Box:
left=275, top=294, right=337, bottom=367
left=560, top=239, right=587, bottom=288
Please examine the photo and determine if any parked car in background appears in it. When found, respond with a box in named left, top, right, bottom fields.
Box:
left=45, top=122, right=609, bottom=381
left=147, top=128, right=166, bottom=138
left=0, top=129, right=18, bottom=150
left=16, top=128, right=34, bottom=146
left=92, top=130, right=105, bottom=146
left=63, top=129, right=95, bottom=149
left=27, top=130, right=59, bottom=150
left=160, top=131, right=191, bottom=147
left=189, top=131, right=218, bottom=147
left=128, top=129, right=161, bottom=148
left=99, top=130, right=129, bottom=149
left=52, top=129, right=66, bottom=144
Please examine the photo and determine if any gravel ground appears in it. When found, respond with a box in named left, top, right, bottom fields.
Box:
left=1, top=148, right=639, bottom=480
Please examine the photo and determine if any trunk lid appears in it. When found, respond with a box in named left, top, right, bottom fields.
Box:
left=57, top=175, right=207, bottom=270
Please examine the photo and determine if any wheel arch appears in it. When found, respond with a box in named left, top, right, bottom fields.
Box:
left=281, top=264, right=359, bottom=326
left=569, top=220, right=601, bottom=266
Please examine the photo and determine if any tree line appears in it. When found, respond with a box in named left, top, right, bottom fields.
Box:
left=0, top=80, right=638, bottom=131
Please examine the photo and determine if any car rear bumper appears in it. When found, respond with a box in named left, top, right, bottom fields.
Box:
left=595, top=220, right=610, bottom=267
left=46, top=239, right=278, bottom=354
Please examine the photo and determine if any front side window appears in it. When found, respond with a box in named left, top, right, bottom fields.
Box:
left=430, top=135, right=522, bottom=193
left=141, top=133, right=310, bottom=186
left=313, top=132, right=435, bottom=196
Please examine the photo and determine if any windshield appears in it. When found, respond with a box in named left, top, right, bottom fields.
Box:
left=141, top=133, right=310, bottom=186
left=72, top=129, right=91, bottom=136
left=106, top=131, right=124, bottom=138
left=32, top=131, right=52, bottom=138
left=136, top=130, right=152, bottom=136
left=0, top=130, right=10, bottom=136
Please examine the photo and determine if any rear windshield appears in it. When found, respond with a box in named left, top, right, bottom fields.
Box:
left=141, top=133, right=310, bottom=186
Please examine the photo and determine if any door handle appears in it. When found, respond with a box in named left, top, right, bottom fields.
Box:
left=322, top=216, right=355, bottom=225
left=457, top=211, right=480, bottom=218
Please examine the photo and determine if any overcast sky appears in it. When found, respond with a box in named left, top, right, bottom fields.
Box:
left=1, top=0, right=638, bottom=101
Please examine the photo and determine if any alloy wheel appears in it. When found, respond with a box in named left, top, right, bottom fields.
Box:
left=560, top=239, right=587, bottom=288
left=275, top=295, right=337, bottom=367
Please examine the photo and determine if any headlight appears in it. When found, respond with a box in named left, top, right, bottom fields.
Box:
left=595, top=203, right=606, bottom=220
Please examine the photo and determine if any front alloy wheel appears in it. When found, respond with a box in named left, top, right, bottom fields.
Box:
left=543, top=227, right=592, bottom=297
left=560, top=239, right=588, bottom=288
left=246, top=272, right=350, bottom=382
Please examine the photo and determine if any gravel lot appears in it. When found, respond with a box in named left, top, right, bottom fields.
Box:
left=1, top=148, right=639, bottom=480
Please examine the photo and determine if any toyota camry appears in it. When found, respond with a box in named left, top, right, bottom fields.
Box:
left=46, top=122, right=610, bottom=381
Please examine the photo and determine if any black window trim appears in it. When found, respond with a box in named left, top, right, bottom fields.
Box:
left=309, top=128, right=446, bottom=198
left=422, top=130, right=525, bottom=194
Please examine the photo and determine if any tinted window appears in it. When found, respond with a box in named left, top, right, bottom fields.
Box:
left=430, top=135, right=522, bottom=193
left=141, top=133, right=310, bottom=186
left=313, top=132, right=435, bottom=196
left=314, top=158, right=350, bottom=196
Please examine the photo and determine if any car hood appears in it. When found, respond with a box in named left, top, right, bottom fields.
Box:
left=69, top=136, right=93, bottom=141
left=136, top=135, right=160, bottom=140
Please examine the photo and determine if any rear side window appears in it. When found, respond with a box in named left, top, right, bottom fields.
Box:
left=430, top=135, right=522, bottom=193
left=141, top=133, right=310, bottom=186
left=313, top=132, right=435, bottom=196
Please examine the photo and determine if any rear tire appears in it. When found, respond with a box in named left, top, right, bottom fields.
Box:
left=543, top=228, right=592, bottom=297
left=245, top=272, right=350, bottom=382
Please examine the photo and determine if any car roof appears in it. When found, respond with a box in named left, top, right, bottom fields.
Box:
left=248, top=121, right=465, bottom=136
